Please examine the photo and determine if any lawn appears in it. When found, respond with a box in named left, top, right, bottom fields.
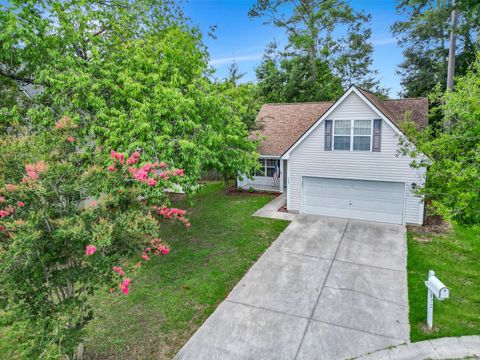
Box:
left=84, top=182, right=289, bottom=359
left=407, top=224, right=480, bottom=342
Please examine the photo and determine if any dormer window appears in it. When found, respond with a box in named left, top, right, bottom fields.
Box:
left=333, top=120, right=372, bottom=151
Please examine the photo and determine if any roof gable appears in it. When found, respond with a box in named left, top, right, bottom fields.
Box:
left=252, top=86, right=428, bottom=157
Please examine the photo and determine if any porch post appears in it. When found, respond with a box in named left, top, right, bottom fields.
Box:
left=279, top=159, right=284, bottom=193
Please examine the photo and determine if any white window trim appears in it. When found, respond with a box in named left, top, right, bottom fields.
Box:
left=255, top=157, right=278, bottom=178
left=333, top=119, right=373, bottom=152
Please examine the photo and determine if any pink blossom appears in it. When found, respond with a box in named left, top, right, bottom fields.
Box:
left=147, top=178, right=157, bottom=186
left=141, top=253, right=150, bottom=261
left=120, top=278, right=131, bottom=295
left=142, top=163, right=153, bottom=172
left=0, top=225, right=5, bottom=231
left=85, top=245, right=97, bottom=256
left=67, top=136, right=75, bottom=143
left=134, top=169, right=149, bottom=181
left=0, top=196, right=4, bottom=203
left=54, top=116, right=77, bottom=130
left=0, top=210, right=8, bottom=218
left=126, top=152, right=141, bottom=165
left=112, top=266, right=125, bottom=276
left=159, top=170, right=171, bottom=179
left=23, top=161, right=46, bottom=182
left=16, top=201, right=25, bottom=207
left=33, top=161, right=46, bottom=173
left=90, top=200, right=97, bottom=207
left=160, top=245, right=170, bottom=255
left=159, top=161, right=167, bottom=169
left=172, top=169, right=185, bottom=177
left=110, top=150, right=125, bottom=164
left=5, top=184, right=18, bottom=192
left=107, top=165, right=117, bottom=172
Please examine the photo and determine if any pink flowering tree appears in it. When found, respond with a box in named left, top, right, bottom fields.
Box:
left=0, top=116, right=189, bottom=358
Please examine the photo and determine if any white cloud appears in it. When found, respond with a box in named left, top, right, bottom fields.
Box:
left=209, top=54, right=263, bottom=66
left=371, top=37, right=397, bottom=46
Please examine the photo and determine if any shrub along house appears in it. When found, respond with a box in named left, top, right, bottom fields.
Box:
left=238, top=85, right=428, bottom=225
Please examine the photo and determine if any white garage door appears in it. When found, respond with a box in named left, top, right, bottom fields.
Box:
left=302, top=177, right=405, bottom=224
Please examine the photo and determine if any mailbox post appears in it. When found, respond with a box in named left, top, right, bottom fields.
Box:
left=425, top=270, right=450, bottom=329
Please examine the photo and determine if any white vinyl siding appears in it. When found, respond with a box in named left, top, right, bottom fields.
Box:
left=287, top=92, right=425, bottom=225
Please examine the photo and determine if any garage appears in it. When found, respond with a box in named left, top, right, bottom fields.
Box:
left=301, top=177, right=405, bottom=224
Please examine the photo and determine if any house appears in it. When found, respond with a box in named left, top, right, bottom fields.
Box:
left=237, top=85, right=428, bottom=225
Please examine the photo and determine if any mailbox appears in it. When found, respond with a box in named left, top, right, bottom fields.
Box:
left=425, top=275, right=450, bottom=300
left=425, top=270, right=450, bottom=329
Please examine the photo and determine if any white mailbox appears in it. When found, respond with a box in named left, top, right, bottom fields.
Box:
left=425, top=275, right=450, bottom=300
left=424, top=270, right=450, bottom=329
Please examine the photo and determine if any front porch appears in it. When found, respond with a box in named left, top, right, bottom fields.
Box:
left=237, top=157, right=287, bottom=193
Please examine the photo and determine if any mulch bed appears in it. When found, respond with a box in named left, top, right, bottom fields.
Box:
left=225, top=186, right=281, bottom=197
left=408, top=213, right=451, bottom=236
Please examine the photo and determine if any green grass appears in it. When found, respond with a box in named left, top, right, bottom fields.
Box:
left=84, top=182, right=289, bottom=359
left=407, top=225, right=480, bottom=342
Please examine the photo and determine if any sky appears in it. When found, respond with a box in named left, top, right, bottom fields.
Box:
left=182, top=0, right=406, bottom=97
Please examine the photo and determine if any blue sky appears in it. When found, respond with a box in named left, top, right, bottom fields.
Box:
left=183, top=0, right=406, bottom=97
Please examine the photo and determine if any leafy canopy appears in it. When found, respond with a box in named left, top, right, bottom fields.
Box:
left=400, top=53, right=480, bottom=225
left=0, top=0, right=258, bottom=182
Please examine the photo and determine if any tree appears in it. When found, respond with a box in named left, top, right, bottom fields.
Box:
left=399, top=52, right=480, bottom=225
left=249, top=0, right=382, bottom=92
left=225, top=61, right=246, bottom=86
left=0, top=0, right=258, bottom=184
left=0, top=117, right=190, bottom=358
left=255, top=41, right=344, bottom=102
left=392, top=0, right=480, bottom=97
left=0, top=0, right=259, bottom=356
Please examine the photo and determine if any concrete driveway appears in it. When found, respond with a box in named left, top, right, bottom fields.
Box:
left=175, top=213, right=409, bottom=360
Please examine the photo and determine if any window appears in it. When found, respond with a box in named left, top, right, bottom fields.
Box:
left=333, top=120, right=372, bottom=151
left=353, top=120, right=372, bottom=151
left=255, top=158, right=278, bottom=177
left=333, top=120, right=351, bottom=150
left=266, top=159, right=276, bottom=177
left=255, top=159, right=266, bottom=176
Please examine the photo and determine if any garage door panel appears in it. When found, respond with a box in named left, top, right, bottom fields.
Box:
left=302, top=177, right=404, bottom=224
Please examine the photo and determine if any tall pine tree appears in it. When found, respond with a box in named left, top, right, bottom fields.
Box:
left=392, top=0, right=480, bottom=97
left=249, top=0, right=383, bottom=97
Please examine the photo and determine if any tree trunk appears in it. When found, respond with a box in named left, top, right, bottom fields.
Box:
left=446, top=0, right=457, bottom=91
left=307, top=0, right=317, bottom=82
left=445, top=0, right=458, bottom=131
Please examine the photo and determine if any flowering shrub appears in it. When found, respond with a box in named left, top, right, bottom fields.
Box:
left=0, top=116, right=189, bottom=358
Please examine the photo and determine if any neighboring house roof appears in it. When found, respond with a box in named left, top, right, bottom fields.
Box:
left=253, top=86, right=428, bottom=156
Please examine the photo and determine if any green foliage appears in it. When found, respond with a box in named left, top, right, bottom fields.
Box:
left=0, top=0, right=258, bottom=183
left=400, top=53, right=480, bottom=225
left=407, top=225, right=480, bottom=341
left=0, top=2, right=261, bottom=355
left=392, top=0, right=480, bottom=97
left=0, top=118, right=188, bottom=358
left=83, top=182, right=289, bottom=359
left=255, top=42, right=344, bottom=103
left=250, top=0, right=384, bottom=98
